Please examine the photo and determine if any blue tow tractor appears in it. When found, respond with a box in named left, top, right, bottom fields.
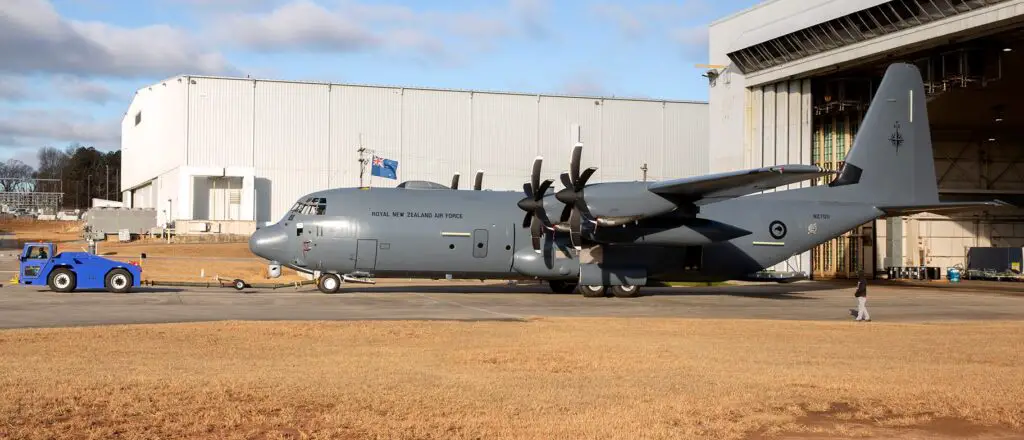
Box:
left=16, top=242, right=143, bottom=293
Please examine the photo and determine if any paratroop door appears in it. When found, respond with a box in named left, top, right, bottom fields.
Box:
left=356, top=239, right=378, bottom=270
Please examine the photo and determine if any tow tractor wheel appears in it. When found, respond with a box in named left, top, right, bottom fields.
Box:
left=105, top=268, right=133, bottom=294
left=317, top=273, right=341, bottom=294
left=48, top=268, right=77, bottom=293
left=548, top=280, right=577, bottom=294
left=576, top=284, right=606, bottom=298
left=609, top=285, right=641, bottom=298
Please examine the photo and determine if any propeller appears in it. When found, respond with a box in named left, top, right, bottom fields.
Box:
left=473, top=170, right=484, bottom=190
left=450, top=173, right=460, bottom=190
left=516, top=156, right=554, bottom=251
left=554, top=143, right=597, bottom=250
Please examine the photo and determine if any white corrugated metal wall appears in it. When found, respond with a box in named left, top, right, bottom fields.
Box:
left=253, top=81, right=332, bottom=222
left=124, top=76, right=709, bottom=223
left=121, top=78, right=187, bottom=190
left=747, top=79, right=813, bottom=274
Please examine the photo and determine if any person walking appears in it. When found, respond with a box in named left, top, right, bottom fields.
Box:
left=854, top=272, right=870, bottom=322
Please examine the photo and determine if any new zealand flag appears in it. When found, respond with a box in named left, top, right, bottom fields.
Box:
left=371, top=155, right=398, bottom=180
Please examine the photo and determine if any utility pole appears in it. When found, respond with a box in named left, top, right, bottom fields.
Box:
left=105, top=165, right=109, bottom=200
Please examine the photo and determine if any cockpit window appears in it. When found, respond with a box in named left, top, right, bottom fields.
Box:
left=288, top=197, right=327, bottom=216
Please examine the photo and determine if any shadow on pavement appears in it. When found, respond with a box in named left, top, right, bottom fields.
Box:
left=277, top=281, right=850, bottom=300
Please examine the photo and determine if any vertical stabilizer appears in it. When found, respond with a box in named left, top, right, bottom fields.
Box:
left=828, top=63, right=940, bottom=207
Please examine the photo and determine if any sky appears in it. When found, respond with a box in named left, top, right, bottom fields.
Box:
left=0, top=0, right=760, bottom=167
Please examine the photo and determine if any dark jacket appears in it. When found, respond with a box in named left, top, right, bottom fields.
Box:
left=855, top=279, right=867, bottom=297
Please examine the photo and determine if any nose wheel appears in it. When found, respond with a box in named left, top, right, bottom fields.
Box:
left=317, top=273, right=341, bottom=293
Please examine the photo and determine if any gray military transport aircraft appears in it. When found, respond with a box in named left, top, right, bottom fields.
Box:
left=249, top=63, right=1006, bottom=297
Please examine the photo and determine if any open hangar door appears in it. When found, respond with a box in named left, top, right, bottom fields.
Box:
left=808, top=27, right=1024, bottom=279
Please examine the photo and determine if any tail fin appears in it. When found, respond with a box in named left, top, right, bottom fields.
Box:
left=829, top=63, right=940, bottom=207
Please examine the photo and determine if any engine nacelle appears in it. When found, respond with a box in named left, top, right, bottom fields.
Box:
left=511, top=248, right=579, bottom=279
left=578, top=263, right=647, bottom=286
left=581, top=182, right=678, bottom=224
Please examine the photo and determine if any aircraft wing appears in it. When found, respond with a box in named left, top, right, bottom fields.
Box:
left=877, top=200, right=1014, bottom=216
left=647, top=164, right=834, bottom=205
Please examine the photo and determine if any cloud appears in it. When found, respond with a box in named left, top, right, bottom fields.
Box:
left=214, top=0, right=379, bottom=52
left=590, top=4, right=645, bottom=39
left=0, top=108, right=120, bottom=149
left=53, top=76, right=117, bottom=104
left=0, top=0, right=233, bottom=78
left=590, top=1, right=713, bottom=39
left=208, top=0, right=539, bottom=64
left=0, top=76, right=30, bottom=101
left=671, top=25, right=709, bottom=58
left=510, top=0, right=551, bottom=39
left=560, top=72, right=607, bottom=96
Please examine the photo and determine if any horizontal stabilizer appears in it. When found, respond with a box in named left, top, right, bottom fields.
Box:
left=647, top=164, right=833, bottom=204
left=878, top=200, right=1014, bottom=216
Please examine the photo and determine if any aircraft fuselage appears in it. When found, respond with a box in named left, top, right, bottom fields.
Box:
left=251, top=184, right=882, bottom=283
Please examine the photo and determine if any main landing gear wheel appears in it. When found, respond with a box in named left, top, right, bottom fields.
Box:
left=104, top=268, right=133, bottom=294
left=548, top=280, right=577, bottom=294
left=609, top=285, right=641, bottom=298
left=48, top=268, right=77, bottom=293
left=317, top=273, right=341, bottom=294
left=576, top=284, right=606, bottom=298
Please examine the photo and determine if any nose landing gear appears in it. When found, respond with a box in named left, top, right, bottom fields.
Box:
left=317, top=273, right=341, bottom=293
left=315, top=271, right=376, bottom=294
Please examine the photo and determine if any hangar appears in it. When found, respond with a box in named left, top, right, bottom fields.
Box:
left=119, top=76, right=708, bottom=235
left=709, top=0, right=1024, bottom=278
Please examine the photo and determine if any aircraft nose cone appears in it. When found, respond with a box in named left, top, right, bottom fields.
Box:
left=249, top=224, right=288, bottom=261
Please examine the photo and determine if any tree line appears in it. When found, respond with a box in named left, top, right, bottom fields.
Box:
left=0, top=144, right=121, bottom=210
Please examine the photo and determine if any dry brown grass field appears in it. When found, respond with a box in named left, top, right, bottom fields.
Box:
left=0, top=219, right=307, bottom=282
left=1, top=318, right=1022, bottom=440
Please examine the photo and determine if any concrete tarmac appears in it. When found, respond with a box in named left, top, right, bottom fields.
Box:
left=1, top=279, right=1022, bottom=329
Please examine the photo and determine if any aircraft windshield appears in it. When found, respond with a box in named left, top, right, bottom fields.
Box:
left=289, top=197, right=327, bottom=216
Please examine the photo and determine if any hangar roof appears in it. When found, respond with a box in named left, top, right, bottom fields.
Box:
left=727, top=0, right=890, bottom=53
left=726, top=0, right=1013, bottom=74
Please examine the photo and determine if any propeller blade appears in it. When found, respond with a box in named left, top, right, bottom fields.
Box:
left=531, top=156, right=542, bottom=193
left=474, top=170, right=483, bottom=190
left=530, top=216, right=541, bottom=251
left=522, top=182, right=533, bottom=198
left=570, top=143, right=582, bottom=185
left=450, top=173, right=459, bottom=189
left=522, top=212, right=531, bottom=229
left=559, top=172, right=572, bottom=190
left=536, top=179, right=553, bottom=200
left=578, top=167, right=597, bottom=187
left=543, top=229, right=553, bottom=268
left=569, top=207, right=582, bottom=250
left=560, top=204, right=572, bottom=223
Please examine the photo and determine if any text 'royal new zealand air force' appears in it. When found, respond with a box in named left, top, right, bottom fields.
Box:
left=371, top=211, right=464, bottom=219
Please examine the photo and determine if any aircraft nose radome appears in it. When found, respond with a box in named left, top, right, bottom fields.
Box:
left=249, top=224, right=287, bottom=261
